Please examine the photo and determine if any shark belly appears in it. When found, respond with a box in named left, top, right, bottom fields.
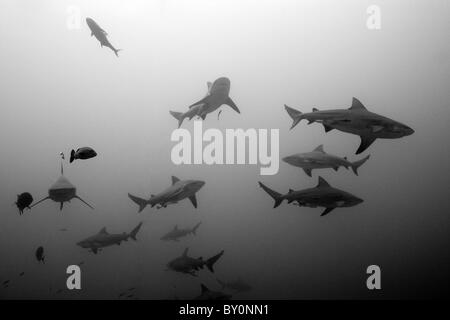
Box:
left=49, top=188, right=76, bottom=202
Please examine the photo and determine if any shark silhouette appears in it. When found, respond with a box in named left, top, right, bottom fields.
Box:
left=30, top=162, right=93, bottom=211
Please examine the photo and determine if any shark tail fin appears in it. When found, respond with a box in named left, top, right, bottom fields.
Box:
left=70, top=150, right=75, bottom=163
left=191, top=222, right=201, bottom=235
left=284, top=105, right=303, bottom=129
left=128, top=193, right=148, bottom=213
left=258, top=182, right=283, bottom=208
left=129, top=222, right=143, bottom=241
left=351, top=154, right=370, bottom=176
left=114, top=48, right=122, bottom=57
left=169, top=111, right=184, bottom=128
left=205, top=250, right=224, bottom=273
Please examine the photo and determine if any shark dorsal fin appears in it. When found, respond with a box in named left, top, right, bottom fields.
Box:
left=349, top=97, right=367, bottom=111
left=99, top=227, right=108, bottom=234
left=207, top=81, right=212, bottom=91
left=313, top=145, right=325, bottom=152
left=182, top=248, right=189, bottom=257
left=171, top=176, right=180, bottom=185
left=312, top=107, right=319, bottom=112
left=288, top=189, right=294, bottom=193
left=201, top=284, right=209, bottom=293
left=344, top=156, right=347, bottom=160
left=317, top=176, right=331, bottom=188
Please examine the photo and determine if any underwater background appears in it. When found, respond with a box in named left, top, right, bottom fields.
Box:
left=0, top=0, right=449, bottom=299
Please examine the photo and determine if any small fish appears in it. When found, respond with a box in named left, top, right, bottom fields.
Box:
left=16, top=192, right=33, bottom=215
left=70, top=147, right=97, bottom=163
left=36, top=246, right=45, bottom=263
left=19, top=272, right=25, bottom=277
left=60, top=228, right=68, bottom=232
left=126, top=294, right=134, bottom=298
left=2, top=280, right=10, bottom=285
left=56, top=289, right=63, bottom=294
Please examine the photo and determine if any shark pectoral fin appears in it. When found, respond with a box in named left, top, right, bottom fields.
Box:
left=357, top=136, right=376, bottom=154
left=323, top=124, right=334, bottom=133
left=188, top=195, right=198, bottom=208
left=303, top=168, right=312, bottom=177
left=225, top=97, right=240, bottom=113
left=30, top=196, right=50, bottom=208
left=75, top=196, right=94, bottom=210
left=321, top=207, right=335, bottom=216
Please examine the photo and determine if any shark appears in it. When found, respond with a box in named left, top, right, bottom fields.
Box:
left=194, top=284, right=232, bottom=300
left=282, top=144, right=370, bottom=177
left=258, top=176, right=363, bottom=216
left=217, top=277, right=252, bottom=293
left=170, top=77, right=240, bottom=127
left=77, top=222, right=143, bottom=254
left=160, top=222, right=201, bottom=242
left=30, top=163, right=94, bottom=211
left=86, top=18, right=121, bottom=57
left=284, top=97, right=414, bottom=154
left=166, top=248, right=224, bottom=276
left=128, top=176, right=205, bottom=212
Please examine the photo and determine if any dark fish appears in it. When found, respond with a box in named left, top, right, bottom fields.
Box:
left=56, top=289, right=62, bottom=294
left=2, top=280, right=10, bottom=285
left=35, top=246, right=45, bottom=263
left=126, top=294, right=134, bottom=298
left=70, top=147, right=97, bottom=163
left=16, top=192, right=33, bottom=215
left=128, top=287, right=135, bottom=291
left=19, top=272, right=25, bottom=276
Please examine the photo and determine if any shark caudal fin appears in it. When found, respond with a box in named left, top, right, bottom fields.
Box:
left=129, top=222, right=143, bottom=241
left=128, top=193, right=149, bottom=213
left=258, top=182, right=283, bottom=208
left=191, top=222, right=201, bottom=235
left=284, top=105, right=303, bottom=129
left=169, top=111, right=184, bottom=128
left=113, top=48, right=121, bottom=57
left=70, top=150, right=75, bottom=163
left=350, top=155, right=370, bottom=175
left=205, top=250, right=224, bottom=273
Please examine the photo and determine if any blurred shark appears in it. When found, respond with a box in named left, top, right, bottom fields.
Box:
left=284, top=97, right=414, bottom=154
left=258, top=176, right=363, bottom=216
left=77, top=222, right=143, bottom=254
left=194, top=284, right=232, bottom=300
left=30, top=163, right=93, bottom=211
left=166, top=248, right=224, bottom=276
left=217, top=277, right=252, bottom=293
left=86, top=18, right=121, bottom=57
left=282, top=145, right=370, bottom=177
left=128, top=176, right=205, bottom=212
left=170, top=77, right=240, bottom=127
left=160, top=222, right=201, bottom=241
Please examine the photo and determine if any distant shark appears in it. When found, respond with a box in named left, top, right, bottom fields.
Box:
left=259, top=176, right=363, bottom=216
left=128, top=176, right=205, bottom=212
left=170, top=77, right=240, bottom=127
left=86, top=17, right=121, bottom=57
left=217, top=277, right=252, bottom=293
left=283, top=145, right=370, bottom=177
left=285, top=97, right=414, bottom=154
left=77, top=222, right=143, bottom=254
left=194, top=284, right=232, bottom=300
left=160, top=222, right=201, bottom=241
left=166, top=248, right=224, bottom=276
left=30, top=163, right=93, bottom=211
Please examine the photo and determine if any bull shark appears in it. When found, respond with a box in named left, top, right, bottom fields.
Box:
left=86, top=18, right=121, bottom=57
left=194, top=284, right=232, bottom=300
left=284, top=97, right=414, bottom=154
left=160, top=222, right=201, bottom=241
left=170, top=77, right=240, bottom=127
left=77, top=222, right=143, bottom=254
left=258, top=176, right=363, bottom=216
left=30, top=163, right=94, bottom=211
left=217, top=277, right=252, bottom=293
left=166, top=248, right=224, bottom=276
left=282, top=145, right=370, bottom=177
left=128, top=176, right=205, bottom=213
